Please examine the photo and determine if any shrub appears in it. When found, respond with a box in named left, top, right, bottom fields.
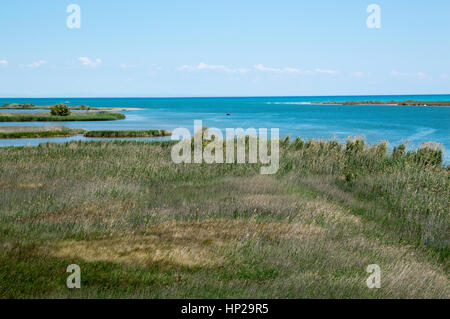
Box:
left=281, top=136, right=290, bottom=147
left=50, top=104, right=71, bottom=116
left=375, top=142, right=388, bottom=157
left=327, top=140, right=340, bottom=151
left=291, top=137, right=304, bottom=150
left=344, top=170, right=358, bottom=183
left=413, top=144, right=443, bottom=166
left=392, top=144, right=406, bottom=157
left=345, top=139, right=365, bottom=153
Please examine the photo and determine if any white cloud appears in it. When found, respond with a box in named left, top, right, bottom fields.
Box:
left=78, top=57, right=102, bottom=68
left=119, top=63, right=135, bottom=69
left=315, top=68, right=338, bottom=75
left=151, top=64, right=164, bottom=71
left=351, top=71, right=365, bottom=78
left=254, top=64, right=282, bottom=72
left=177, top=62, right=339, bottom=76
left=178, top=62, right=249, bottom=74
left=416, top=72, right=428, bottom=79
left=390, top=70, right=428, bottom=79
left=254, top=64, right=304, bottom=73
left=284, top=67, right=304, bottom=74
left=0, top=60, right=8, bottom=68
left=21, top=60, right=47, bottom=69
left=254, top=64, right=337, bottom=75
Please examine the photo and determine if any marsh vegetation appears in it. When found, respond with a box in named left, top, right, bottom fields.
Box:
left=84, top=130, right=171, bottom=138
left=0, top=126, right=84, bottom=139
left=0, top=111, right=126, bottom=122
left=0, top=138, right=448, bottom=298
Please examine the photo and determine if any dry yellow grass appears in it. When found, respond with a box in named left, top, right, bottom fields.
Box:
left=50, top=219, right=325, bottom=267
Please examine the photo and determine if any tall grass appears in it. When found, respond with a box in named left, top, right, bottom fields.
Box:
left=281, top=137, right=448, bottom=261
left=0, top=139, right=448, bottom=298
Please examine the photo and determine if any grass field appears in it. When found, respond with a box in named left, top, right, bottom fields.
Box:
left=0, top=138, right=448, bottom=298
left=0, top=111, right=125, bottom=122
left=0, top=126, right=85, bottom=139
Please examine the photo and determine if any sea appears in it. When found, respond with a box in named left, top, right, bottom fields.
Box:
left=0, top=95, right=449, bottom=163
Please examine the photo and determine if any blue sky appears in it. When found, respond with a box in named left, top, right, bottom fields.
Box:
left=0, top=0, right=449, bottom=97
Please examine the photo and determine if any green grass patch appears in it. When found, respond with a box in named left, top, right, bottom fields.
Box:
left=0, top=126, right=84, bottom=139
left=0, top=111, right=125, bottom=122
left=84, top=129, right=171, bottom=138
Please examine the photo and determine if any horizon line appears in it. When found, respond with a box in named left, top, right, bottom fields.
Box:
left=1, top=93, right=450, bottom=99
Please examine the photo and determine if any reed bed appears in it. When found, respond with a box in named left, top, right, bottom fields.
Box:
left=0, top=138, right=448, bottom=298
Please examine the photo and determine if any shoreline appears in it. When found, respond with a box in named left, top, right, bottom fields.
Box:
left=98, top=107, right=144, bottom=111
left=314, top=100, right=450, bottom=106
left=266, top=100, right=450, bottom=106
left=0, top=133, right=446, bottom=165
left=0, top=126, right=84, bottom=139
left=0, top=111, right=126, bottom=122
left=0, top=104, right=144, bottom=111
left=0, top=107, right=144, bottom=111
left=0, top=127, right=170, bottom=139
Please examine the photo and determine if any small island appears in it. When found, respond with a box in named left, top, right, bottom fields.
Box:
left=0, top=103, right=143, bottom=111
left=0, top=111, right=126, bottom=122
left=0, top=103, right=126, bottom=122
left=0, top=126, right=171, bottom=139
left=0, top=126, right=84, bottom=138
left=84, top=129, right=172, bottom=138
left=314, top=100, right=450, bottom=106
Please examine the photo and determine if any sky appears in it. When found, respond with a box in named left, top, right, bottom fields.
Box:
left=0, top=0, right=449, bottom=97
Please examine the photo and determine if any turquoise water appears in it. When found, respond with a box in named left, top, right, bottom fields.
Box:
left=0, top=95, right=449, bottom=163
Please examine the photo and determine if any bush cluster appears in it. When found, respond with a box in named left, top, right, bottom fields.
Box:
left=50, top=104, right=71, bottom=116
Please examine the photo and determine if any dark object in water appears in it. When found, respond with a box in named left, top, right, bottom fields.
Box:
left=226, top=113, right=231, bottom=116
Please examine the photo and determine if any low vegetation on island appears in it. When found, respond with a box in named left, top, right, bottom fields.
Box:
left=0, top=103, right=96, bottom=110
left=0, top=126, right=84, bottom=139
left=0, top=137, right=448, bottom=298
left=0, top=103, right=140, bottom=111
left=0, top=127, right=171, bottom=139
left=0, top=103, right=37, bottom=109
left=84, top=129, right=172, bottom=138
left=0, top=111, right=126, bottom=122
left=316, top=100, right=450, bottom=106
